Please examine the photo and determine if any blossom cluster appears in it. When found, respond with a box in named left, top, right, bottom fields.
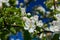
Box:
left=0, top=0, right=19, bottom=7
left=21, top=5, right=60, bottom=39
left=0, top=0, right=10, bottom=7
left=49, top=13, right=60, bottom=34
left=22, top=13, right=43, bottom=33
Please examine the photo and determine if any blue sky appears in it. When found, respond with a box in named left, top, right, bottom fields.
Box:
left=18, top=0, right=48, bottom=12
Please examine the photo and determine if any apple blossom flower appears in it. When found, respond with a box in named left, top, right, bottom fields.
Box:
left=44, top=27, right=50, bottom=31
left=50, top=6, right=54, bottom=10
left=24, top=16, right=36, bottom=33
left=36, top=6, right=45, bottom=13
left=49, top=26, right=55, bottom=32
left=39, top=33, right=44, bottom=38
left=0, top=0, right=10, bottom=7
left=5, top=2, right=10, bottom=6
left=21, top=7, right=26, bottom=16
left=16, top=0, right=19, bottom=5
left=2, top=0, right=9, bottom=3
left=33, top=15, right=39, bottom=21
left=46, top=11, right=50, bottom=14
left=22, top=17, right=30, bottom=21
left=55, top=0, right=58, bottom=1
left=29, top=28, right=35, bottom=33
left=24, top=0, right=28, bottom=3
left=30, top=17, right=35, bottom=23
left=0, top=2, right=2, bottom=8
left=54, top=13, right=60, bottom=20
left=49, top=20, right=60, bottom=34
left=56, top=6, right=60, bottom=11
left=24, top=19, right=30, bottom=30
left=0, top=0, right=2, bottom=2
left=27, top=13, right=31, bottom=16
left=20, top=3, right=24, bottom=7
left=50, top=26, right=60, bottom=34
left=36, top=20, right=43, bottom=27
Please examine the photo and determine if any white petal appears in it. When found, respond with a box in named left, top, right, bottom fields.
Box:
left=30, top=17, right=34, bottom=20
left=29, top=28, right=34, bottom=33
left=20, top=3, right=24, bottom=6
left=0, top=0, right=2, bottom=2
left=5, top=3, right=10, bottom=6
left=21, top=7, right=26, bottom=16
left=27, top=13, right=31, bottom=16
left=36, top=20, right=43, bottom=27
left=56, top=6, right=60, bottom=11
left=50, top=6, right=54, bottom=10
left=24, top=26, right=29, bottom=30
left=33, top=15, right=39, bottom=21
left=0, top=3, right=2, bottom=8
left=22, top=17, right=30, bottom=21
left=2, top=0, right=9, bottom=3
left=16, top=0, right=19, bottom=4
left=50, top=26, right=54, bottom=32
left=54, top=26, right=60, bottom=31
left=24, top=0, right=28, bottom=3
left=45, top=27, right=50, bottom=31
left=39, top=33, right=43, bottom=38
left=37, top=6, right=45, bottom=12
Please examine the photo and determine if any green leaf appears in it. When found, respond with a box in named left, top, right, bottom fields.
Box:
left=0, top=18, right=3, bottom=23
left=10, top=27, right=16, bottom=34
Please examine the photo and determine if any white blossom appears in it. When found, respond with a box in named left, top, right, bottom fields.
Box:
left=55, top=0, right=58, bottom=1
left=29, top=28, right=35, bottom=33
left=49, top=26, right=55, bottom=32
left=39, top=33, right=43, bottom=38
left=20, top=3, right=24, bottom=6
left=50, top=26, right=60, bottom=34
left=56, top=6, right=60, bottom=11
left=5, top=2, right=10, bottom=6
left=59, top=36, right=60, bottom=40
left=24, top=17, right=36, bottom=33
left=45, top=27, right=50, bottom=31
left=33, top=15, right=39, bottom=21
left=24, top=20, right=30, bottom=30
left=30, top=15, right=39, bottom=22
left=22, top=17, right=30, bottom=21
left=2, top=0, right=9, bottom=3
left=30, top=17, right=35, bottom=23
left=0, top=2, right=2, bottom=8
left=50, top=6, right=54, bottom=10
left=0, top=0, right=2, bottom=7
left=21, top=7, right=26, bottom=16
left=49, top=20, right=60, bottom=34
left=0, top=39, right=1, bottom=40
left=24, top=0, right=28, bottom=3
left=0, top=0, right=2, bottom=3
left=0, top=0, right=9, bottom=7
left=54, top=13, right=60, bottom=20
left=36, top=6, right=45, bottom=12
left=16, top=0, right=19, bottom=5
left=24, top=26, right=29, bottom=30
left=44, top=34, right=46, bottom=37
left=54, top=26, right=59, bottom=32
left=46, top=11, right=50, bottom=15
left=30, top=17, right=34, bottom=20
left=27, top=13, right=31, bottom=16
left=36, top=20, right=43, bottom=27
